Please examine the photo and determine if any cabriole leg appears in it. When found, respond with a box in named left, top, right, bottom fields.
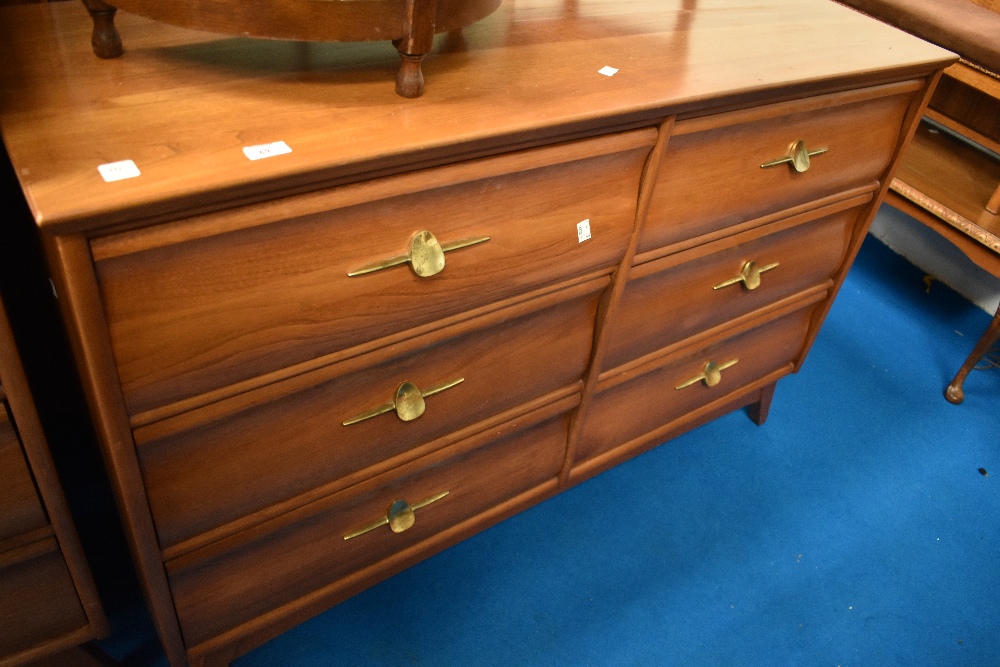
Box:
left=945, top=302, right=1000, bottom=404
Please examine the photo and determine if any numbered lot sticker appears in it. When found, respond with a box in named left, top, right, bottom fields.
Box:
left=577, top=219, right=592, bottom=243
left=97, top=159, right=141, bottom=182
left=243, top=141, right=293, bottom=161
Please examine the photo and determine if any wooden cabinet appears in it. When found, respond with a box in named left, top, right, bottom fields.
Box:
left=0, top=296, right=107, bottom=665
left=0, top=1, right=954, bottom=665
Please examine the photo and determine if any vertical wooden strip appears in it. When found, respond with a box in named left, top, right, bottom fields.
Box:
left=44, top=233, right=189, bottom=667
left=0, top=296, right=109, bottom=640
left=402, top=0, right=437, bottom=54
left=559, top=116, right=676, bottom=485
left=747, top=382, right=777, bottom=426
left=794, top=71, right=946, bottom=369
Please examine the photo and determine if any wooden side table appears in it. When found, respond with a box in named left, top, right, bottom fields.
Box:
left=837, top=0, right=1000, bottom=402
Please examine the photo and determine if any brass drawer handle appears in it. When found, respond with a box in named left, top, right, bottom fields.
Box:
left=760, top=139, right=828, bottom=173
left=713, top=260, right=779, bottom=291
left=348, top=230, right=490, bottom=278
left=676, top=359, right=739, bottom=390
left=343, top=491, right=450, bottom=541
left=342, top=378, right=464, bottom=426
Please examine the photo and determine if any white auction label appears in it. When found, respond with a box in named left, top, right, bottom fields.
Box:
left=577, top=219, right=592, bottom=243
left=97, top=159, right=141, bottom=183
left=243, top=141, right=293, bottom=161
left=598, top=66, right=619, bottom=77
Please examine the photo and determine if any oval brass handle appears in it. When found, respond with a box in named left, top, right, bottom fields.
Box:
left=713, top=260, right=779, bottom=291
left=675, top=359, right=739, bottom=390
left=760, top=140, right=828, bottom=173
left=348, top=230, right=490, bottom=278
left=342, top=377, right=464, bottom=426
left=343, top=491, right=449, bottom=541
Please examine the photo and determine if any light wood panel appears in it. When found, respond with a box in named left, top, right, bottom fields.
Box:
left=892, top=123, right=1000, bottom=243
left=0, top=2, right=955, bottom=665
left=606, top=196, right=867, bottom=370
left=93, top=136, right=648, bottom=414
left=642, top=86, right=914, bottom=252
left=0, top=0, right=951, bottom=232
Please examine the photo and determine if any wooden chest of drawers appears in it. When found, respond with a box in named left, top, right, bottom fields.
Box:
left=0, top=1, right=953, bottom=665
left=0, top=292, right=107, bottom=666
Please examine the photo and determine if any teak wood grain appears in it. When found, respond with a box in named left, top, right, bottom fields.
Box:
left=578, top=303, right=819, bottom=464
left=642, top=86, right=915, bottom=253
left=128, top=272, right=608, bottom=440
left=0, top=1, right=956, bottom=665
left=93, top=136, right=649, bottom=415
left=0, top=295, right=107, bottom=665
left=138, top=283, right=601, bottom=551
left=604, top=198, right=866, bottom=371
left=169, top=410, right=568, bottom=650
left=0, top=0, right=951, bottom=232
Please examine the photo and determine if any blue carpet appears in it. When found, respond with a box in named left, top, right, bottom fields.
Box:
left=103, top=233, right=1000, bottom=666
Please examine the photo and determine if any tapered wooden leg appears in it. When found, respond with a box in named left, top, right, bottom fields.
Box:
left=747, top=382, right=777, bottom=425
left=945, top=301, right=1000, bottom=404
left=81, top=0, right=123, bottom=59
left=394, top=0, right=437, bottom=98
left=395, top=52, right=426, bottom=98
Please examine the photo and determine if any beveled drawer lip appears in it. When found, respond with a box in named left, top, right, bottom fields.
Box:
left=142, top=278, right=602, bottom=553
left=570, top=368, right=792, bottom=487
left=670, top=79, right=924, bottom=132
left=597, top=285, right=831, bottom=392
left=90, top=129, right=658, bottom=261
left=0, top=526, right=58, bottom=570
left=161, top=391, right=579, bottom=571
left=98, top=134, right=647, bottom=418
left=574, top=296, right=827, bottom=484
left=638, top=81, right=919, bottom=256
left=185, top=476, right=562, bottom=667
left=132, top=272, right=609, bottom=444
left=631, top=184, right=877, bottom=270
left=604, top=193, right=863, bottom=375
left=44, top=120, right=662, bottom=239
left=168, top=398, right=571, bottom=653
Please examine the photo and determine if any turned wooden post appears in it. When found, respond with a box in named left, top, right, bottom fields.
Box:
left=394, top=0, right=438, bottom=98
left=81, top=0, right=123, bottom=58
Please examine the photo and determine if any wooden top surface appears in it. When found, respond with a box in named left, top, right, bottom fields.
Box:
left=0, top=0, right=953, bottom=232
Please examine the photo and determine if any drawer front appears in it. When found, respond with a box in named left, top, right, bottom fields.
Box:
left=578, top=305, right=817, bottom=463
left=0, top=544, right=88, bottom=657
left=95, top=138, right=650, bottom=416
left=139, top=286, right=601, bottom=550
left=0, top=408, right=48, bottom=543
left=168, top=411, right=569, bottom=648
left=605, top=200, right=861, bottom=371
left=641, top=89, right=912, bottom=252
